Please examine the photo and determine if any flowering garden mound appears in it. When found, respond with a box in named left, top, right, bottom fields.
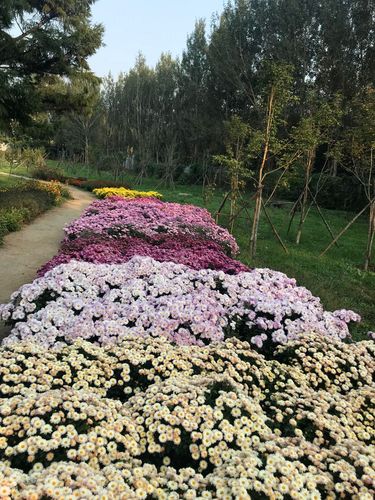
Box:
left=0, top=194, right=374, bottom=499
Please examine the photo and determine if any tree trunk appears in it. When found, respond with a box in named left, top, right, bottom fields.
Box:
left=364, top=201, right=375, bottom=271
left=84, top=133, right=89, bottom=165
left=331, top=157, right=338, bottom=177
left=230, top=172, right=239, bottom=233
left=250, top=186, right=263, bottom=258
left=296, top=149, right=315, bottom=244
left=250, top=86, right=275, bottom=258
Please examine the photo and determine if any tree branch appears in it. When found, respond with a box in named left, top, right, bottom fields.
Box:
left=12, top=13, right=57, bottom=43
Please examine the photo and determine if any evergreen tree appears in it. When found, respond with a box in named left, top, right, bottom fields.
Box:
left=0, top=0, right=103, bottom=128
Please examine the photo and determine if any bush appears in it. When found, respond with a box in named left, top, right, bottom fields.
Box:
left=73, top=179, right=131, bottom=191
left=66, top=177, right=88, bottom=187
left=0, top=208, right=28, bottom=232
left=5, top=146, right=46, bottom=172
left=31, top=165, right=68, bottom=183
left=2, top=256, right=359, bottom=351
left=0, top=334, right=374, bottom=498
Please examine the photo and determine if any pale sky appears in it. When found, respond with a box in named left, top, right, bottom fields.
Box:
left=88, top=0, right=225, bottom=77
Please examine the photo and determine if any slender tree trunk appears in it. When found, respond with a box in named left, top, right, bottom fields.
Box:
left=250, top=188, right=263, bottom=257
left=364, top=200, right=375, bottom=271
left=84, top=132, right=89, bottom=165
left=230, top=172, right=239, bottom=233
left=331, top=157, right=338, bottom=177
left=296, top=149, right=315, bottom=244
left=250, top=87, right=274, bottom=258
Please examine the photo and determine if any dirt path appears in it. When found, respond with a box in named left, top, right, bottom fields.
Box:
left=0, top=185, right=94, bottom=338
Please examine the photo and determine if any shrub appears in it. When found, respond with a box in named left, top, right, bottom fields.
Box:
left=0, top=181, right=70, bottom=244
left=0, top=337, right=270, bottom=401
left=0, top=208, right=28, bottom=233
left=72, top=179, right=131, bottom=191
left=66, top=177, right=87, bottom=187
left=0, top=334, right=374, bottom=498
left=0, top=389, right=139, bottom=472
left=31, top=165, right=67, bottom=183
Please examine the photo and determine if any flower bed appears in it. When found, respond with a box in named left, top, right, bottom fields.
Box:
left=65, top=197, right=239, bottom=256
left=0, top=190, right=373, bottom=498
left=37, top=234, right=249, bottom=276
left=0, top=334, right=373, bottom=498
left=1, top=256, right=359, bottom=351
left=93, top=187, right=163, bottom=199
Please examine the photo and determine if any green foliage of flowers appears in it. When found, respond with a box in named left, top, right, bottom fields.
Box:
left=0, top=208, right=28, bottom=234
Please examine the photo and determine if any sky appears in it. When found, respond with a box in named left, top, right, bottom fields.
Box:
left=88, top=0, right=226, bottom=78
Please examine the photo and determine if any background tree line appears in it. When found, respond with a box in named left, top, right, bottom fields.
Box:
left=1, top=0, right=374, bottom=265
left=39, top=0, right=373, bottom=202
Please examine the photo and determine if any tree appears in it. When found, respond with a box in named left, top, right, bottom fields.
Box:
left=248, top=62, right=295, bottom=258
left=53, top=72, right=102, bottom=165
left=344, top=87, right=375, bottom=271
left=0, top=0, right=103, bottom=128
left=316, top=0, right=375, bottom=99
left=208, top=0, right=262, bottom=120
left=155, top=53, right=180, bottom=186
left=320, top=87, right=375, bottom=270
left=179, top=20, right=213, bottom=164
left=214, top=115, right=252, bottom=232
left=289, top=92, right=342, bottom=244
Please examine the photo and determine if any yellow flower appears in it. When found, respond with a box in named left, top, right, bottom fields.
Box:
left=93, top=187, right=163, bottom=200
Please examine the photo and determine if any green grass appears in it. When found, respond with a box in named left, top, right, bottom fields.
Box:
left=1, top=158, right=373, bottom=338
left=0, top=159, right=32, bottom=178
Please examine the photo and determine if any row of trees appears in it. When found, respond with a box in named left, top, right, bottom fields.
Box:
left=48, top=0, right=374, bottom=175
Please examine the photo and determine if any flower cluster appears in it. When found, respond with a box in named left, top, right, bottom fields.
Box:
left=93, top=187, right=163, bottom=199
left=275, top=333, right=375, bottom=392
left=0, top=389, right=139, bottom=472
left=64, top=197, right=239, bottom=256
left=1, top=256, right=360, bottom=351
left=37, top=234, right=249, bottom=276
left=0, top=336, right=273, bottom=401
left=1, top=192, right=372, bottom=499
left=0, top=333, right=373, bottom=498
left=31, top=180, right=69, bottom=203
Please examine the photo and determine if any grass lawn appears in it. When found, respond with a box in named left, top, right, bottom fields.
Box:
left=0, top=160, right=32, bottom=178
left=1, top=158, right=373, bottom=338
